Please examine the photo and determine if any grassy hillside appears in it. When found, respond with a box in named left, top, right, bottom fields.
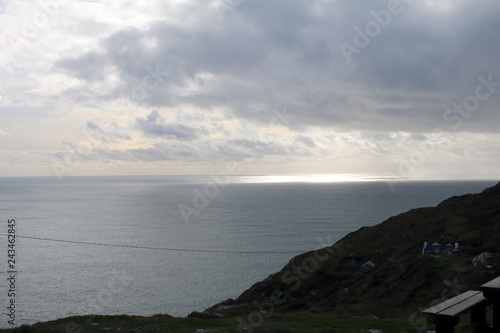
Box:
left=2, top=181, right=499, bottom=333
left=207, top=181, right=500, bottom=318
left=0, top=313, right=417, bottom=333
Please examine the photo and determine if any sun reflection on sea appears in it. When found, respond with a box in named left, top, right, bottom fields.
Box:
left=236, top=174, right=380, bottom=184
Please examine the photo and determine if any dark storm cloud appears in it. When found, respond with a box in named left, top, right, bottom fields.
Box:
left=55, top=0, right=500, bottom=133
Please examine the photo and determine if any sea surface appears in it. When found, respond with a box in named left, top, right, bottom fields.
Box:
left=0, top=176, right=496, bottom=327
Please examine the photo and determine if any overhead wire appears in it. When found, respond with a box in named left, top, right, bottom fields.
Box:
left=0, top=233, right=305, bottom=254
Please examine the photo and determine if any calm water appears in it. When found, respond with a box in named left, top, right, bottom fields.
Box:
left=0, top=176, right=496, bottom=327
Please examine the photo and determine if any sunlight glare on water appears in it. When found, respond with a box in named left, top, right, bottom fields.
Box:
left=0, top=176, right=495, bottom=327
left=235, top=174, right=375, bottom=183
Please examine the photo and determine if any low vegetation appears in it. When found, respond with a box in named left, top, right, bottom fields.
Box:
left=2, top=182, right=499, bottom=333
left=211, top=181, right=500, bottom=319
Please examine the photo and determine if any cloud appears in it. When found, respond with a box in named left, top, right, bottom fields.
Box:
left=296, top=136, right=316, bottom=148
left=49, top=0, right=500, bottom=135
left=228, top=139, right=288, bottom=157
left=0, top=129, right=12, bottom=137
left=2, top=0, right=500, bottom=177
left=85, top=120, right=131, bottom=142
left=134, top=110, right=221, bottom=141
left=56, top=52, right=112, bottom=82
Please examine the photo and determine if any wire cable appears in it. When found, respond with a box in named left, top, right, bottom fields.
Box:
left=0, top=233, right=304, bottom=254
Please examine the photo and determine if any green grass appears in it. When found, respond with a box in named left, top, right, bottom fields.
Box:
left=446, top=216, right=468, bottom=234
left=0, top=313, right=420, bottom=333
left=2, top=314, right=233, bottom=333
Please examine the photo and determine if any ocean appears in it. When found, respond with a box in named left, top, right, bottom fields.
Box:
left=0, top=176, right=496, bottom=327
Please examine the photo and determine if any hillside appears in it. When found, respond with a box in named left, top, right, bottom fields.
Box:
left=3, top=181, right=499, bottom=333
left=207, top=181, right=500, bottom=318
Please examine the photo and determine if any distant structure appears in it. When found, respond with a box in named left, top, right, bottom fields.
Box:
left=422, top=242, right=458, bottom=255
left=361, top=261, right=375, bottom=272
left=472, top=252, right=492, bottom=266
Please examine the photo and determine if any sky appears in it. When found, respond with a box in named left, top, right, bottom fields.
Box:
left=0, top=0, right=499, bottom=179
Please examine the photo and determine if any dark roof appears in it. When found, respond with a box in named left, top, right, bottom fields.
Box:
left=424, top=244, right=454, bottom=254
left=361, top=261, right=375, bottom=272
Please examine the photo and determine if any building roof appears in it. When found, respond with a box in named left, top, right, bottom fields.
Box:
left=423, top=243, right=455, bottom=254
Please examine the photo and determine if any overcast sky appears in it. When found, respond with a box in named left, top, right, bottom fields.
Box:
left=1, top=0, right=499, bottom=179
